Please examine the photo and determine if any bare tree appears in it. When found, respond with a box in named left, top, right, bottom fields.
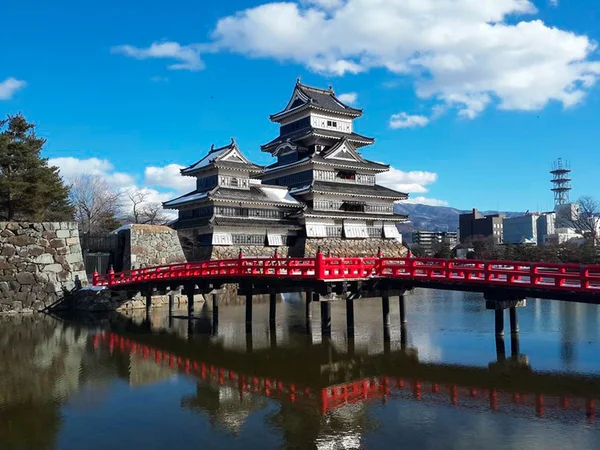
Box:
left=122, top=188, right=169, bottom=225
left=124, top=188, right=149, bottom=224
left=69, top=175, right=122, bottom=233
left=569, top=196, right=600, bottom=245
left=139, top=202, right=170, bottom=225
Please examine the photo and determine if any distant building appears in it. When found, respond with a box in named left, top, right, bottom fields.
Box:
left=555, top=202, right=579, bottom=228
left=412, top=231, right=458, bottom=256
left=458, top=209, right=504, bottom=244
left=503, top=212, right=556, bottom=246
left=536, top=213, right=556, bottom=245
left=503, top=214, right=538, bottom=245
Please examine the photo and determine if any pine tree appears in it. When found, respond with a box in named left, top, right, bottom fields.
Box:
left=0, top=113, right=74, bottom=221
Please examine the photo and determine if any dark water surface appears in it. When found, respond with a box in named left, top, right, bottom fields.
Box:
left=2, top=289, right=600, bottom=449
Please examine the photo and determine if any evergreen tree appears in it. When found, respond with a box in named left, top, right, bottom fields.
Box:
left=0, top=114, right=74, bottom=221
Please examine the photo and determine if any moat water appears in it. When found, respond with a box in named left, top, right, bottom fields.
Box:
left=2, top=289, right=600, bottom=449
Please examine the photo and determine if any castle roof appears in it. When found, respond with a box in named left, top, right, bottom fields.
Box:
left=270, top=80, right=363, bottom=122
left=181, top=139, right=263, bottom=176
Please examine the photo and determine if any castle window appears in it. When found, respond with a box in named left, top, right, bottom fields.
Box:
left=327, top=120, right=338, bottom=128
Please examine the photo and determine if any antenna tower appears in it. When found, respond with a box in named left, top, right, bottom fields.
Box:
left=550, top=158, right=572, bottom=207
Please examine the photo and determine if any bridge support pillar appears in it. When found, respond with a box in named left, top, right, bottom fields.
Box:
left=145, top=291, right=152, bottom=317
left=346, top=297, right=355, bottom=338
left=494, top=309, right=504, bottom=337
left=511, top=332, right=520, bottom=358
left=168, top=292, right=175, bottom=317
left=399, top=294, right=407, bottom=325
left=321, top=301, right=331, bottom=337
left=269, top=292, right=277, bottom=329
left=305, top=291, right=313, bottom=324
left=495, top=335, right=506, bottom=361
left=509, top=307, right=519, bottom=334
left=400, top=325, right=407, bottom=351
left=382, top=292, right=391, bottom=343
left=187, top=291, right=194, bottom=318
left=245, top=291, right=253, bottom=334
left=212, top=294, right=219, bottom=335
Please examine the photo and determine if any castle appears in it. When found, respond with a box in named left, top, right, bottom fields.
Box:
left=164, top=80, right=409, bottom=259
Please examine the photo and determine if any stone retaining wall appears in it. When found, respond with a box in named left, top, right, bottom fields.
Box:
left=121, top=224, right=186, bottom=270
left=302, top=237, right=408, bottom=258
left=0, top=222, right=87, bottom=314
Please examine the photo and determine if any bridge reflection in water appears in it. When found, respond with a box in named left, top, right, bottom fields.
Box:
left=94, top=309, right=600, bottom=430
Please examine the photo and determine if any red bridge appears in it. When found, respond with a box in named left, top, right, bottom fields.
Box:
left=93, top=252, right=600, bottom=300
left=91, top=253, right=600, bottom=340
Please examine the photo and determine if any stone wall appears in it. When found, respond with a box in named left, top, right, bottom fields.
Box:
left=121, top=224, right=186, bottom=269
left=0, top=222, right=87, bottom=314
left=302, top=237, right=408, bottom=258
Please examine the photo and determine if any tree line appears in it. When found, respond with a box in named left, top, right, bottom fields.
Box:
left=0, top=114, right=170, bottom=233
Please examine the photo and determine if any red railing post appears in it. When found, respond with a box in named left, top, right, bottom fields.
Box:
left=376, top=247, right=383, bottom=276
left=581, top=265, right=589, bottom=290
left=316, top=247, right=325, bottom=280
left=92, top=270, right=99, bottom=286
left=108, top=267, right=115, bottom=286
left=530, top=263, right=538, bottom=287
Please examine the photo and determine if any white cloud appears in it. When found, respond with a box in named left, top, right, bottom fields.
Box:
left=337, top=92, right=358, bottom=105
left=111, top=41, right=205, bottom=71
left=49, top=157, right=136, bottom=188
left=550, top=0, right=558, bottom=6
left=0, top=77, right=26, bottom=100
left=377, top=167, right=438, bottom=193
left=206, top=0, right=600, bottom=117
left=404, top=196, right=450, bottom=207
left=150, top=75, right=169, bottom=83
left=145, top=164, right=196, bottom=193
left=389, top=112, right=430, bottom=129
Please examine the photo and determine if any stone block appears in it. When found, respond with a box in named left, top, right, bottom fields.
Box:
left=6, top=223, right=20, bottom=231
left=34, top=273, right=49, bottom=283
left=33, top=253, right=55, bottom=264
left=54, top=255, right=67, bottom=265
left=20, top=285, right=31, bottom=293
left=66, top=253, right=82, bottom=264
left=44, top=282, right=59, bottom=293
left=31, top=223, right=44, bottom=232
left=9, top=280, right=19, bottom=290
left=28, top=246, right=45, bottom=257
left=1, top=246, right=16, bottom=257
left=16, top=272, right=36, bottom=285
left=8, top=235, right=36, bottom=246
left=56, top=229, right=70, bottom=238
left=56, top=247, right=68, bottom=255
left=42, top=231, right=56, bottom=240
left=66, top=237, right=79, bottom=245
left=49, top=238, right=65, bottom=248
left=57, top=271, right=72, bottom=282
left=42, top=264, right=63, bottom=273
left=32, top=300, right=45, bottom=311
left=0, top=282, right=9, bottom=295
left=69, top=244, right=82, bottom=254
left=0, top=229, right=14, bottom=238
left=11, top=301, right=22, bottom=312
left=42, top=223, right=59, bottom=231
left=72, top=262, right=85, bottom=271
left=0, top=262, right=14, bottom=270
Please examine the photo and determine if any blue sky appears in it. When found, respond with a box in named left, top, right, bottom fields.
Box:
left=1, top=0, right=599, bottom=212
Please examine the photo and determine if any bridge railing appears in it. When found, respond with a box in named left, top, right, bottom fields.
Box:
left=92, top=253, right=600, bottom=294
